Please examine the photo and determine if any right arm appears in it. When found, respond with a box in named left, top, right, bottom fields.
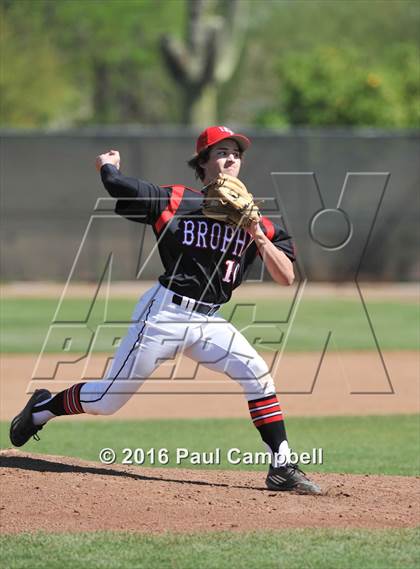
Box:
left=96, top=150, right=142, bottom=198
left=95, top=149, right=170, bottom=224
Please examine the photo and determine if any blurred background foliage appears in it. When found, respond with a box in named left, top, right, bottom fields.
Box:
left=1, top=0, right=419, bottom=128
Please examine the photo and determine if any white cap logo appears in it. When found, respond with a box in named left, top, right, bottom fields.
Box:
left=218, top=126, right=234, bottom=135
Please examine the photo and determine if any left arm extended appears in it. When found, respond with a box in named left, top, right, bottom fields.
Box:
left=247, top=222, right=294, bottom=286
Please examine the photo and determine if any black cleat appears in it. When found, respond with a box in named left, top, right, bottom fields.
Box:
left=266, top=463, right=322, bottom=495
left=10, top=389, right=51, bottom=447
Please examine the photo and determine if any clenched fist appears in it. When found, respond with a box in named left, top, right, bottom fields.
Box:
left=95, top=150, right=121, bottom=171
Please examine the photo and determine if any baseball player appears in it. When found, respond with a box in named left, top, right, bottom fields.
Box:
left=10, top=126, right=321, bottom=494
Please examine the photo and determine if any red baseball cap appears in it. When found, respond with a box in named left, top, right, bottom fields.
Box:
left=196, top=126, right=251, bottom=154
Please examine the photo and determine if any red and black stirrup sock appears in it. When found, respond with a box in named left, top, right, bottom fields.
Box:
left=32, top=383, right=86, bottom=423
left=248, top=394, right=288, bottom=456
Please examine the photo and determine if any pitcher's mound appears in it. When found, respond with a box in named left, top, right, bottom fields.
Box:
left=1, top=449, right=418, bottom=534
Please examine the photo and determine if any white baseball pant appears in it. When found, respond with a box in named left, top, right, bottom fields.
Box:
left=78, top=283, right=276, bottom=415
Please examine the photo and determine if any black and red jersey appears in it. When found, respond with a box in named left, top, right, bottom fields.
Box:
left=101, top=164, right=295, bottom=304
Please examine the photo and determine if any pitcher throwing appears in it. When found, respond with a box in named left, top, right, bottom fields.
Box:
left=10, top=126, right=321, bottom=495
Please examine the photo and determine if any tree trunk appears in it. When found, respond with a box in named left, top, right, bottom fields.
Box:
left=161, top=0, right=247, bottom=126
left=185, top=84, right=218, bottom=126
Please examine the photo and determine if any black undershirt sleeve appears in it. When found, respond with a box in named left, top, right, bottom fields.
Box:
left=100, top=164, right=158, bottom=198
left=100, top=164, right=169, bottom=224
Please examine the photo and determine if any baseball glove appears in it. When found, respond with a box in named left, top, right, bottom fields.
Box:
left=202, top=174, right=261, bottom=228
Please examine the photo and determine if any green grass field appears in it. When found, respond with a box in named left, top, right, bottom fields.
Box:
left=1, top=297, right=418, bottom=353
left=1, top=529, right=419, bottom=569
left=2, top=416, right=418, bottom=567
left=2, top=298, right=418, bottom=567
left=1, top=415, right=419, bottom=476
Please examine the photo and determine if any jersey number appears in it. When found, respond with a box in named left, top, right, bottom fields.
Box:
left=222, top=260, right=240, bottom=283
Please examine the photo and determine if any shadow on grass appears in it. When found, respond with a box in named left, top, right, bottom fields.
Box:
left=0, top=454, right=266, bottom=491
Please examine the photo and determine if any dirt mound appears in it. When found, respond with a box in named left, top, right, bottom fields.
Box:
left=1, top=449, right=418, bottom=534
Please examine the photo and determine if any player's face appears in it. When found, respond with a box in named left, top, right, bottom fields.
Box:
left=201, top=139, right=242, bottom=183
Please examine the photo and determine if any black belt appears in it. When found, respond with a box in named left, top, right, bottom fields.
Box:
left=172, top=294, right=220, bottom=316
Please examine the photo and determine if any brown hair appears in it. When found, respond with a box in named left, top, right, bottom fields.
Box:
left=187, top=145, right=244, bottom=182
left=187, top=147, right=212, bottom=182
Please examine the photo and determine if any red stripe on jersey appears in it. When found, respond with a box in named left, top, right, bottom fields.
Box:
left=253, top=414, right=284, bottom=428
left=155, top=185, right=185, bottom=233
left=162, top=184, right=202, bottom=195
left=248, top=396, right=278, bottom=410
left=261, top=217, right=275, bottom=241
